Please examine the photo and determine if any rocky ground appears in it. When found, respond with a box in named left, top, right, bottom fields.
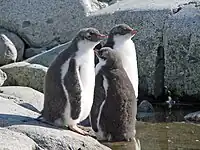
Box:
left=0, top=0, right=200, bottom=149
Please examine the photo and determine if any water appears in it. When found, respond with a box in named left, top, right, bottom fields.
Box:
left=103, top=122, right=200, bottom=150
left=101, top=104, right=200, bottom=150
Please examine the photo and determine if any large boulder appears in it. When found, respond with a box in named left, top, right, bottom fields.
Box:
left=25, top=41, right=71, bottom=67
left=0, top=96, right=39, bottom=127
left=24, top=47, right=47, bottom=59
left=0, top=86, right=44, bottom=113
left=0, top=28, right=25, bottom=61
left=164, top=2, right=200, bottom=97
left=0, top=127, right=42, bottom=150
left=1, top=0, right=199, bottom=98
left=184, top=111, right=200, bottom=122
left=0, top=69, right=7, bottom=86
left=0, top=94, right=111, bottom=150
left=7, top=122, right=111, bottom=150
left=0, top=34, right=17, bottom=66
left=0, top=62, right=47, bottom=92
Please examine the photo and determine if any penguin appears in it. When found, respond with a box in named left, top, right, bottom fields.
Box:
left=41, top=28, right=107, bottom=135
left=94, top=24, right=138, bottom=98
left=90, top=47, right=137, bottom=141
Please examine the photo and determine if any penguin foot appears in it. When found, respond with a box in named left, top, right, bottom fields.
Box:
left=68, top=125, right=89, bottom=136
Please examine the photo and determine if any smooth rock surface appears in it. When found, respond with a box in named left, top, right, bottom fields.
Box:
left=0, top=127, right=42, bottom=150
left=0, top=86, right=44, bottom=113
left=0, top=69, right=7, bottom=86
left=0, top=96, right=39, bottom=127
left=0, top=62, right=47, bottom=92
left=184, top=111, right=200, bottom=122
left=0, top=34, right=17, bottom=65
left=7, top=122, right=111, bottom=150
left=24, top=47, right=47, bottom=59
left=26, top=41, right=71, bottom=67
left=0, top=28, right=25, bottom=61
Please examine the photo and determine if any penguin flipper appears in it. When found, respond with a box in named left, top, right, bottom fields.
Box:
left=90, top=73, right=106, bottom=132
left=64, top=58, right=82, bottom=120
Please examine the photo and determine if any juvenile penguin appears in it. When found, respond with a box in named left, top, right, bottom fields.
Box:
left=41, top=28, right=107, bottom=135
left=94, top=24, right=138, bottom=98
left=90, top=47, right=137, bottom=141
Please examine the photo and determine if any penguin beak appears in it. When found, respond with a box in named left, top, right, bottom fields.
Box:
left=96, top=34, right=108, bottom=40
left=131, top=30, right=137, bottom=35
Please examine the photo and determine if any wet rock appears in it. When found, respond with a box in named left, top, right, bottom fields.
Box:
left=24, top=47, right=47, bottom=59
left=0, top=69, right=7, bottom=86
left=0, top=34, right=17, bottom=66
left=0, top=127, right=42, bottom=150
left=137, top=100, right=155, bottom=122
left=0, top=86, right=44, bottom=113
left=26, top=42, right=71, bottom=67
left=0, top=62, right=47, bottom=92
left=0, top=28, right=25, bottom=61
left=184, top=111, right=200, bottom=122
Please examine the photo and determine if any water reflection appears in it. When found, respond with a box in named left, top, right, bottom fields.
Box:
left=103, top=137, right=141, bottom=150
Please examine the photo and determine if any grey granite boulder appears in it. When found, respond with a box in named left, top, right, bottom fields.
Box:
left=0, top=62, right=47, bottom=92
left=0, top=69, right=7, bottom=86
left=0, top=28, right=25, bottom=61
left=26, top=41, right=71, bottom=67
left=0, top=127, right=43, bottom=150
left=7, top=122, right=111, bottom=150
left=0, top=96, right=39, bottom=127
left=0, top=34, right=17, bottom=66
left=164, top=2, right=200, bottom=96
left=1, top=0, right=199, bottom=98
left=24, top=47, right=47, bottom=59
left=0, top=86, right=44, bottom=113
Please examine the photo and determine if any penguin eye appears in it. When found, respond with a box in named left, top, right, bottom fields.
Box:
left=86, top=32, right=92, bottom=38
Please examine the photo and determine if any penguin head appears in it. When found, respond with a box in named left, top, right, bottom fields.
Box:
left=77, top=28, right=107, bottom=43
left=109, top=24, right=137, bottom=41
left=95, top=47, right=122, bottom=68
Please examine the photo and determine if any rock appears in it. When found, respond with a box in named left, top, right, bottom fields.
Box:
left=165, top=2, right=200, bottom=96
left=24, top=47, right=47, bottom=59
left=0, top=34, right=17, bottom=66
left=0, top=62, right=47, bottom=92
left=7, top=121, right=111, bottom=150
left=0, top=28, right=25, bottom=61
left=0, top=127, right=42, bottom=150
left=137, top=100, right=155, bottom=122
left=184, top=111, right=200, bottom=122
left=0, top=86, right=44, bottom=113
left=0, top=69, right=7, bottom=86
left=26, top=42, right=71, bottom=67
left=138, top=100, right=154, bottom=112
left=1, top=0, right=199, bottom=97
left=0, top=96, right=39, bottom=127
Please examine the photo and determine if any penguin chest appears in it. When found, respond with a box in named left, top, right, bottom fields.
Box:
left=114, top=40, right=138, bottom=97
left=76, top=51, right=95, bottom=121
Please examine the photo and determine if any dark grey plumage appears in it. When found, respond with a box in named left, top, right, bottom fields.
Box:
left=90, top=47, right=137, bottom=141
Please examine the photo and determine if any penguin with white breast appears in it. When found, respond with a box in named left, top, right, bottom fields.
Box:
left=41, top=28, right=107, bottom=135
left=90, top=47, right=137, bottom=141
left=94, top=24, right=138, bottom=98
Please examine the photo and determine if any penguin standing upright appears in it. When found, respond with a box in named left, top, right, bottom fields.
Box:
left=90, top=47, right=138, bottom=142
left=94, top=24, right=138, bottom=98
left=41, top=28, right=107, bottom=135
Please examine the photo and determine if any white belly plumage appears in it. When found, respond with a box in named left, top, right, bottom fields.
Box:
left=114, top=40, right=138, bottom=98
left=58, top=49, right=95, bottom=126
